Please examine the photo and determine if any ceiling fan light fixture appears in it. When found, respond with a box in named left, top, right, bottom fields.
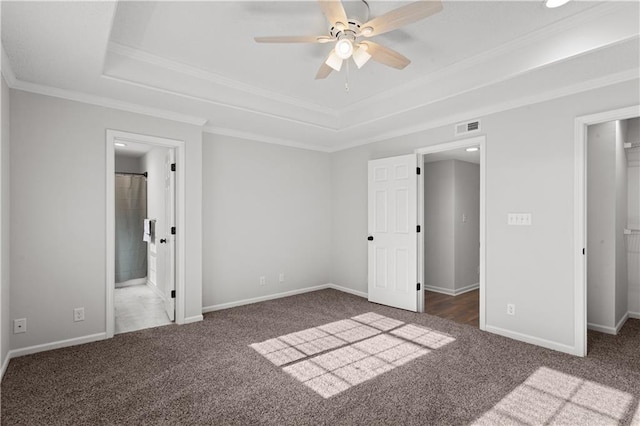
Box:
left=334, top=38, right=353, bottom=59
left=325, top=51, right=343, bottom=72
left=352, top=44, right=371, bottom=69
left=545, top=0, right=570, bottom=8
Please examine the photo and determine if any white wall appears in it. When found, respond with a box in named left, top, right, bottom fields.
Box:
left=330, top=79, right=640, bottom=353
left=424, top=160, right=455, bottom=292
left=453, top=160, right=480, bottom=290
left=141, top=146, right=169, bottom=298
left=1, top=74, right=10, bottom=372
left=587, top=121, right=617, bottom=329
left=115, top=155, right=143, bottom=174
left=626, top=118, right=640, bottom=316
left=615, top=121, right=628, bottom=325
left=202, top=133, right=332, bottom=309
left=9, top=89, right=203, bottom=352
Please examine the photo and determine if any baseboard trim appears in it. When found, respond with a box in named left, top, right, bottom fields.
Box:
left=1, top=353, right=10, bottom=381
left=327, top=283, right=368, bottom=299
left=484, top=325, right=577, bottom=356
left=424, top=283, right=479, bottom=296
left=183, top=315, right=203, bottom=324
left=202, top=284, right=332, bottom=313
left=628, top=311, right=640, bottom=320
left=587, top=313, right=629, bottom=335
left=587, top=322, right=616, bottom=335
left=8, top=332, right=107, bottom=359
left=202, top=283, right=368, bottom=314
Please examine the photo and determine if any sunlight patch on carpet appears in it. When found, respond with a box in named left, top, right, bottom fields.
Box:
left=472, top=367, right=634, bottom=425
left=250, top=312, right=455, bottom=398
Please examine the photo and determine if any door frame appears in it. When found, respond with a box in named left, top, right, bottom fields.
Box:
left=573, top=105, right=639, bottom=357
left=106, top=129, right=186, bottom=338
left=415, top=136, right=486, bottom=330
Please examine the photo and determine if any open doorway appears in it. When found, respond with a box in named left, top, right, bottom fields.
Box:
left=113, top=143, right=174, bottom=334
left=585, top=117, right=639, bottom=337
left=106, top=130, right=185, bottom=338
left=416, top=136, right=486, bottom=330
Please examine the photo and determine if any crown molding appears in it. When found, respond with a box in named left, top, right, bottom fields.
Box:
left=203, top=125, right=332, bottom=153
left=329, top=68, right=640, bottom=153
left=1, top=44, right=17, bottom=87
left=341, top=2, right=629, bottom=116
left=101, top=73, right=338, bottom=131
left=108, top=42, right=339, bottom=119
left=10, top=77, right=208, bottom=127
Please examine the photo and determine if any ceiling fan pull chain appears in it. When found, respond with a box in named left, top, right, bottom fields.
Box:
left=345, top=59, right=350, bottom=93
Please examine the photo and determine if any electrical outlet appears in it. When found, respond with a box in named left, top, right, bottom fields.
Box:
left=462, top=213, right=468, bottom=223
left=259, top=276, right=266, bottom=286
left=14, top=318, right=27, bottom=334
left=73, top=307, right=85, bottom=322
left=507, top=304, right=516, bottom=316
left=279, top=272, right=285, bottom=283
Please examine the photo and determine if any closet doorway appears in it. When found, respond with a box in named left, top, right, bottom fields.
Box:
left=575, top=105, right=640, bottom=356
left=106, top=130, right=185, bottom=338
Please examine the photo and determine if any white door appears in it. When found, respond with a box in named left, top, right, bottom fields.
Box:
left=368, top=154, right=418, bottom=311
left=164, top=149, right=176, bottom=321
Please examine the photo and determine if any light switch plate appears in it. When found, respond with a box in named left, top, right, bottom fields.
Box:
left=508, top=213, right=532, bottom=226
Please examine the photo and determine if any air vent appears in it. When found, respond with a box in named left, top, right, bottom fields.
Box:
left=455, top=120, right=481, bottom=136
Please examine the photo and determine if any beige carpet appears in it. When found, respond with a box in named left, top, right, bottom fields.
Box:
left=2, top=289, right=639, bottom=425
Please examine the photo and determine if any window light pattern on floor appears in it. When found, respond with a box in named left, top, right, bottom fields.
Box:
left=250, top=312, right=455, bottom=398
left=472, top=367, right=635, bottom=425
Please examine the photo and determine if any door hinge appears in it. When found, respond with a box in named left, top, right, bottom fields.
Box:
left=171, top=290, right=176, bottom=299
left=171, top=163, right=176, bottom=172
left=417, top=283, right=421, bottom=291
left=171, top=227, right=176, bottom=235
left=417, top=167, right=421, bottom=175
left=417, top=225, right=421, bottom=233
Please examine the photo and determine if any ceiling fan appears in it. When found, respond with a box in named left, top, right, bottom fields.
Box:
left=254, top=0, right=443, bottom=79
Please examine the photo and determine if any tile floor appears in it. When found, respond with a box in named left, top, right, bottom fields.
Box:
left=114, top=284, right=172, bottom=334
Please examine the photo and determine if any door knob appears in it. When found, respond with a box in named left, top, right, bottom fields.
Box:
left=160, top=238, right=167, bottom=244
left=367, top=236, right=374, bottom=241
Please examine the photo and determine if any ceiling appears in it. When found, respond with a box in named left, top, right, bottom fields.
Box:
left=2, top=1, right=639, bottom=152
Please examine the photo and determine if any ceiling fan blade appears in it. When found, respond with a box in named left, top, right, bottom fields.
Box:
left=361, top=0, right=443, bottom=37
left=360, top=41, right=410, bottom=70
left=315, top=62, right=334, bottom=80
left=318, top=0, right=348, bottom=26
left=254, top=35, right=331, bottom=43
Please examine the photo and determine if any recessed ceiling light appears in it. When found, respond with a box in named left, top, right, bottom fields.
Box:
left=466, top=147, right=479, bottom=152
left=115, top=142, right=127, bottom=147
left=545, top=0, right=570, bottom=8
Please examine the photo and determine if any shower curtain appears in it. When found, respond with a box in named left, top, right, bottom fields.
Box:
left=115, top=174, right=147, bottom=284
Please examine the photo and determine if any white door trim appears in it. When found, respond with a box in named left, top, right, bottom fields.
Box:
left=415, top=136, right=486, bottom=330
left=106, top=129, right=186, bottom=338
left=573, top=105, right=640, bottom=357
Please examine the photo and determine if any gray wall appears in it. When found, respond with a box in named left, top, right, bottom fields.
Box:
left=587, top=122, right=617, bottom=328
left=202, top=133, right=332, bottom=309
left=615, top=121, right=628, bottom=326
left=1, top=74, right=10, bottom=369
left=9, top=89, right=203, bottom=351
left=626, top=118, right=640, bottom=315
left=424, top=160, right=455, bottom=292
left=453, top=160, right=480, bottom=290
left=115, top=155, right=144, bottom=174
left=141, top=146, right=169, bottom=298
left=586, top=120, right=629, bottom=330
left=330, top=79, right=639, bottom=350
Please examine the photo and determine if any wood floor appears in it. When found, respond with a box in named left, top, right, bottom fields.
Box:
left=425, top=289, right=479, bottom=327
